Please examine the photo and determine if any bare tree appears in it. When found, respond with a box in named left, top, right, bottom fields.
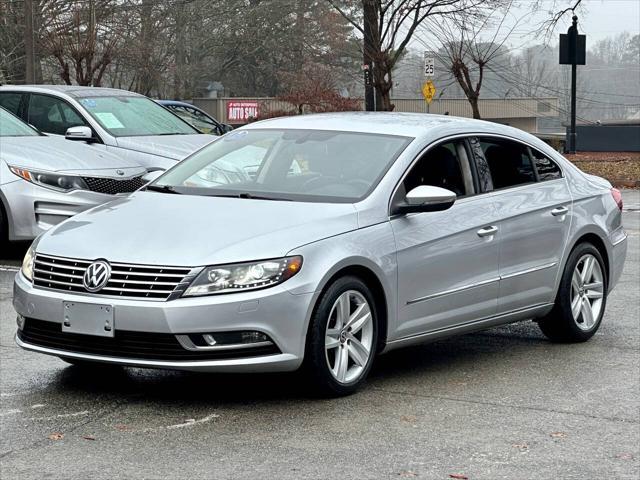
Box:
left=39, top=0, right=122, bottom=86
left=329, top=0, right=484, bottom=111
left=427, top=2, right=518, bottom=118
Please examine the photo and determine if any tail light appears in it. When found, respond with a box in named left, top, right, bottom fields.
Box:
left=611, top=188, right=623, bottom=211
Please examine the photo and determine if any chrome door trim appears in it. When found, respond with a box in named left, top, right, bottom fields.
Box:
left=499, top=261, right=558, bottom=280
left=388, top=302, right=554, bottom=346
left=387, top=132, right=567, bottom=217
left=406, top=261, right=558, bottom=305
left=406, top=277, right=500, bottom=305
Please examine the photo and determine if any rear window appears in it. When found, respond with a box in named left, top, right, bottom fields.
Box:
left=531, top=149, right=563, bottom=181
left=479, top=138, right=536, bottom=189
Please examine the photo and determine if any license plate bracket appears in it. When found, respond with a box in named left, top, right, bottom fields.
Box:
left=62, top=301, right=114, bottom=337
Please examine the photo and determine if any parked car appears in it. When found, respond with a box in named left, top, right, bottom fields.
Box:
left=14, top=113, right=627, bottom=396
left=0, top=107, right=148, bottom=242
left=0, top=86, right=214, bottom=171
left=157, top=100, right=233, bottom=135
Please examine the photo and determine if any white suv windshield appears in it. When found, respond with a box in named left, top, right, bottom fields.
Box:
left=78, top=96, right=198, bottom=137
left=152, top=129, right=412, bottom=203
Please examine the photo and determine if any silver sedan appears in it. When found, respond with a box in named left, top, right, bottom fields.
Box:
left=13, top=113, right=628, bottom=396
left=0, top=107, right=147, bottom=241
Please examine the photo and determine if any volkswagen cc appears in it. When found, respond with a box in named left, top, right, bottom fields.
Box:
left=13, top=113, right=628, bottom=395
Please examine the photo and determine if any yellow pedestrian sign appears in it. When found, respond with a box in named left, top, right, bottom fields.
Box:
left=422, top=80, right=436, bottom=104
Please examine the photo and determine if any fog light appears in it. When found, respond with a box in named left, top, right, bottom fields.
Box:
left=16, top=315, right=25, bottom=330
left=241, top=331, right=268, bottom=343
left=203, top=334, right=217, bottom=346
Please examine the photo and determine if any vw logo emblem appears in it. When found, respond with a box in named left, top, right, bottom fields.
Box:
left=83, top=260, right=111, bottom=292
left=116, top=169, right=125, bottom=176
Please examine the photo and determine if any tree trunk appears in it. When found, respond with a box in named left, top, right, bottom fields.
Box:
left=469, top=96, right=481, bottom=119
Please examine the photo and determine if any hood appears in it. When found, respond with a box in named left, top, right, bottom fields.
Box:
left=38, top=192, right=358, bottom=266
left=0, top=136, right=145, bottom=176
left=114, top=134, right=214, bottom=160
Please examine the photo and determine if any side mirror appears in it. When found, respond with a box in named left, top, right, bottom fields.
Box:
left=221, top=124, right=233, bottom=133
left=142, top=170, right=164, bottom=184
left=394, top=185, right=456, bottom=215
left=65, top=126, right=95, bottom=142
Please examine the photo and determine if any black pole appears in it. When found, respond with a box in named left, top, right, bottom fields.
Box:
left=568, top=15, right=578, bottom=154
left=363, top=0, right=376, bottom=111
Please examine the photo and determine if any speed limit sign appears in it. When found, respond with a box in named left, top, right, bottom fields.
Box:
left=424, top=54, right=434, bottom=77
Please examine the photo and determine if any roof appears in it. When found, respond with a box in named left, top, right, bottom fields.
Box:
left=0, top=85, right=141, bottom=99
left=243, top=111, right=537, bottom=142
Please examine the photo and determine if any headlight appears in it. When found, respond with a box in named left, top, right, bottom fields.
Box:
left=183, top=256, right=303, bottom=297
left=9, top=166, right=88, bottom=192
left=21, top=245, right=35, bottom=281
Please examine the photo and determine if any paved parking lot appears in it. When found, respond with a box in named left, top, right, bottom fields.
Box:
left=1, top=191, right=638, bottom=479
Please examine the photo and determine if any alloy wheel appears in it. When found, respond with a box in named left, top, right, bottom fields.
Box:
left=324, top=290, right=374, bottom=384
left=570, top=253, right=604, bottom=331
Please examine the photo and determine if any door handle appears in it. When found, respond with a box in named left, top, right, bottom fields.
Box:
left=477, top=226, right=498, bottom=237
left=551, top=206, right=569, bottom=216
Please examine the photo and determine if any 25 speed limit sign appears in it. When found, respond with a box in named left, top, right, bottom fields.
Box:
left=424, top=55, right=434, bottom=77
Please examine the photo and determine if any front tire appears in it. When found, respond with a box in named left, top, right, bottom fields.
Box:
left=538, top=243, right=607, bottom=342
left=305, top=276, right=379, bottom=396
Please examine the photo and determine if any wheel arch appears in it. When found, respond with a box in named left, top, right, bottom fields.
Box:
left=566, top=230, right=611, bottom=284
left=307, top=262, right=391, bottom=354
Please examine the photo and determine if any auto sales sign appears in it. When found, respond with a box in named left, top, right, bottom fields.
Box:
left=227, top=101, right=259, bottom=123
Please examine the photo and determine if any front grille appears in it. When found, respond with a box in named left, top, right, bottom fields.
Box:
left=33, top=253, right=195, bottom=300
left=82, top=175, right=146, bottom=194
left=19, top=319, right=280, bottom=361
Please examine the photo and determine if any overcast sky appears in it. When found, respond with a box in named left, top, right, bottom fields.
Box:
left=410, top=0, right=640, bottom=53
left=528, top=0, right=640, bottom=43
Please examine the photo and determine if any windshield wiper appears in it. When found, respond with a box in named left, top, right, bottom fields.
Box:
left=206, top=192, right=292, bottom=201
left=145, top=184, right=181, bottom=194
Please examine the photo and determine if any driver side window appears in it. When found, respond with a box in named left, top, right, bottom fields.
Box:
left=27, top=94, right=86, bottom=135
left=402, top=141, right=473, bottom=197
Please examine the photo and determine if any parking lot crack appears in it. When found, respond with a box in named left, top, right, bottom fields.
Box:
left=370, top=388, right=639, bottom=424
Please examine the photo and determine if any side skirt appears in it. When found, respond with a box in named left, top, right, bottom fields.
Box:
left=381, top=303, right=554, bottom=353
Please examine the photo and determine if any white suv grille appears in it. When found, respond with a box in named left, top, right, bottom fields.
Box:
left=33, top=254, right=197, bottom=301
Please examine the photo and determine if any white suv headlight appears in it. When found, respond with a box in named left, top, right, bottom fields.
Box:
left=183, top=256, right=302, bottom=297
left=21, top=245, right=35, bottom=281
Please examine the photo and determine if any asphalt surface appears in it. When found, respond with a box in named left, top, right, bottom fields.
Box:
left=1, top=191, right=638, bottom=480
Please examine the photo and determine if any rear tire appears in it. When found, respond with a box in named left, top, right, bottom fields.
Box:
left=538, top=243, right=607, bottom=342
left=305, top=276, right=379, bottom=396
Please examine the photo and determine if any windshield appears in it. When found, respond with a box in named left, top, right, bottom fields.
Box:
left=0, top=108, right=40, bottom=137
left=152, top=129, right=412, bottom=202
left=78, top=96, right=199, bottom=137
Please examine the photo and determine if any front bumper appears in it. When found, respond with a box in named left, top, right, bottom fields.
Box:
left=1, top=180, right=119, bottom=241
left=13, top=272, right=314, bottom=372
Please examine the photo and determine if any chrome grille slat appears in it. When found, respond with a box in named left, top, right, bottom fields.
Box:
left=35, top=277, right=81, bottom=288
left=34, top=268, right=83, bottom=280
left=110, top=271, right=186, bottom=278
left=101, top=286, right=175, bottom=294
left=33, top=254, right=193, bottom=301
left=107, top=279, right=180, bottom=286
left=36, top=260, right=90, bottom=270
